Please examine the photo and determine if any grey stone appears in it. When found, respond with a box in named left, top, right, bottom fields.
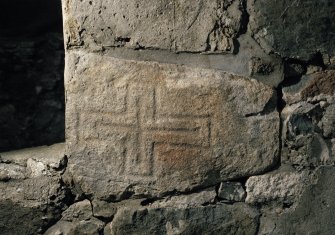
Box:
left=44, top=218, right=105, bottom=235
left=92, top=199, right=143, bottom=221
left=100, top=34, right=284, bottom=88
left=0, top=176, right=66, bottom=235
left=248, top=0, right=335, bottom=60
left=218, top=181, right=246, bottom=202
left=105, top=203, right=259, bottom=235
left=62, top=0, right=244, bottom=53
left=306, top=65, right=323, bottom=75
left=258, top=166, right=335, bottom=235
left=45, top=200, right=105, bottom=235
left=282, top=97, right=335, bottom=167
left=319, top=104, right=335, bottom=139
left=0, top=145, right=68, bottom=235
left=65, top=52, right=279, bottom=200
left=92, top=200, right=117, bottom=219
left=0, top=163, right=26, bottom=181
left=246, top=171, right=309, bottom=204
left=62, top=200, right=92, bottom=222
left=150, top=189, right=216, bottom=209
left=0, top=143, right=66, bottom=171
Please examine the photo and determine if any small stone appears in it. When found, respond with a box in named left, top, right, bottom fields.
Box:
left=246, top=171, right=309, bottom=204
left=150, top=189, right=216, bottom=208
left=92, top=200, right=117, bottom=219
left=319, top=104, right=335, bottom=138
left=44, top=218, right=105, bottom=235
left=306, top=65, right=323, bottom=75
left=249, top=57, right=275, bottom=76
left=62, top=200, right=93, bottom=222
left=218, top=182, right=246, bottom=202
left=0, top=164, right=26, bottom=181
left=27, top=158, right=46, bottom=177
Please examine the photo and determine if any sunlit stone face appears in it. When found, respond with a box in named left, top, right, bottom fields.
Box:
left=65, top=52, right=279, bottom=199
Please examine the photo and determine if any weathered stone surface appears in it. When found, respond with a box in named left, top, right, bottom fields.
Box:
left=248, top=0, right=335, bottom=60
left=62, top=0, right=245, bottom=53
left=0, top=177, right=67, bottom=235
left=246, top=171, right=309, bottom=204
left=100, top=34, right=284, bottom=88
left=323, top=54, right=335, bottom=69
left=65, top=52, right=279, bottom=199
left=150, top=189, right=216, bottom=209
left=0, top=144, right=68, bottom=235
left=92, top=200, right=117, bottom=220
left=0, top=163, right=26, bottom=181
left=45, top=200, right=105, bottom=235
left=283, top=71, right=335, bottom=104
left=218, top=181, right=246, bottom=202
left=282, top=95, right=335, bottom=167
left=258, top=166, right=335, bottom=235
left=61, top=200, right=92, bottom=221
left=105, top=203, right=259, bottom=235
left=0, top=143, right=66, bottom=174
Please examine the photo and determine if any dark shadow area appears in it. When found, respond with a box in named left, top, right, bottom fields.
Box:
left=0, top=0, right=65, bottom=151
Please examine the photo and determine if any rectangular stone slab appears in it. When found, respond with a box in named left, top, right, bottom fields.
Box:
left=62, top=0, right=243, bottom=53
left=65, top=52, right=279, bottom=200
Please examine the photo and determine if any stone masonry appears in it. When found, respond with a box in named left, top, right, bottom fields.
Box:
left=0, top=0, right=334, bottom=234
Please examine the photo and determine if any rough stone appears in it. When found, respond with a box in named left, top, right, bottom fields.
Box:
left=283, top=71, right=335, bottom=105
left=320, top=104, right=335, bottom=139
left=65, top=52, right=279, bottom=200
left=61, top=200, right=92, bottom=222
left=0, top=144, right=68, bottom=235
left=105, top=203, right=259, bottom=235
left=218, top=181, right=246, bottom=202
left=258, top=166, right=335, bottom=235
left=248, top=0, right=335, bottom=60
left=282, top=96, right=335, bottom=167
left=0, top=163, right=26, bottom=181
left=62, top=0, right=244, bottom=53
left=0, top=143, right=66, bottom=173
left=92, top=200, right=117, bottom=220
left=246, top=171, right=309, bottom=204
left=150, top=189, right=216, bottom=208
left=44, top=218, right=105, bottom=235
left=100, top=34, right=284, bottom=88
left=45, top=200, right=105, bottom=235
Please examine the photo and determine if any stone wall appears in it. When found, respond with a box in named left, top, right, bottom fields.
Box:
left=0, top=0, right=335, bottom=234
